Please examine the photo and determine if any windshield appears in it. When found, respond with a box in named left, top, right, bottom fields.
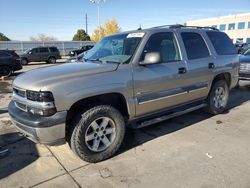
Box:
left=243, top=48, right=250, bottom=55
left=84, top=33, right=143, bottom=64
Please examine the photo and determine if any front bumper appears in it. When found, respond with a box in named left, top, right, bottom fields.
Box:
left=8, top=101, right=67, bottom=145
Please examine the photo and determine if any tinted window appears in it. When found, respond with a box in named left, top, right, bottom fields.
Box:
left=228, top=23, right=235, bottom=30
left=49, top=47, right=58, bottom=52
left=142, top=32, right=181, bottom=63
left=238, top=22, right=245, bottom=29
left=219, top=24, right=226, bottom=31
left=181, top=32, right=210, bottom=60
left=31, top=48, right=39, bottom=53
left=0, top=52, right=10, bottom=58
left=206, top=31, right=236, bottom=55
left=40, top=48, right=49, bottom=53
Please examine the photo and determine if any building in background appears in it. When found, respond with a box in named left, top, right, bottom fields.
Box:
left=186, top=13, right=250, bottom=44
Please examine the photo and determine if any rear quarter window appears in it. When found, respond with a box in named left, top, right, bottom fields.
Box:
left=206, top=31, right=236, bottom=55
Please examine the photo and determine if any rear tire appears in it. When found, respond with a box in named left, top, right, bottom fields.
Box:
left=69, top=105, right=125, bottom=163
left=205, top=80, right=229, bottom=115
left=0, top=66, right=12, bottom=77
left=48, top=57, right=56, bottom=64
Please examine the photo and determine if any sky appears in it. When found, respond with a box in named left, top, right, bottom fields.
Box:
left=0, top=0, right=250, bottom=41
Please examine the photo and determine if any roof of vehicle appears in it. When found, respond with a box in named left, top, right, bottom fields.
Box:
left=112, top=24, right=221, bottom=36
left=31, top=46, right=59, bottom=48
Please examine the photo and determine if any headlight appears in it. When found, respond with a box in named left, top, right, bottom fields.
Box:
left=26, top=91, right=56, bottom=116
left=26, top=91, right=54, bottom=102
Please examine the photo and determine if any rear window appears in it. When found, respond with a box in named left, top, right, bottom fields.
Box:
left=206, top=31, right=236, bottom=55
left=49, top=47, right=59, bottom=52
left=181, top=32, right=210, bottom=60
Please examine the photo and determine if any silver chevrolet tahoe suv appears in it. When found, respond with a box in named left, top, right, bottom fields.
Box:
left=8, top=25, right=239, bottom=163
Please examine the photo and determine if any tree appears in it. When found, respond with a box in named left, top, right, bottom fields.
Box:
left=91, top=18, right=121, bottom=42
left=0, top=33, right=10, bottom=41
left=30, top=34, right=57, bottom=42
left=72, top=29, right=90, bottom=41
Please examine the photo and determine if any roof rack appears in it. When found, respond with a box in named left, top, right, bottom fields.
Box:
left=151, top=24, right=219, bottom=31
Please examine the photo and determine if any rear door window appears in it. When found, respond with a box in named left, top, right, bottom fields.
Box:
left=181, top=32, right=210, bottom=60
left=40, top=48, right=49, bottom=53
left=0, top=52, right=10, bottom=58
left=49, top=47, right=58, bottom=52
left=206, top=31, right=236, bottom=55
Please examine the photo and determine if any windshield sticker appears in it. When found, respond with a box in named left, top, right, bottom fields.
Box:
left=127, top=33, right=145, bottom=38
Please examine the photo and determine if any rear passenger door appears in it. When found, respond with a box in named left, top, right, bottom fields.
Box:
left=177, top=30, right=215, bottom=101
left=39, top=47, right=50, bottom=61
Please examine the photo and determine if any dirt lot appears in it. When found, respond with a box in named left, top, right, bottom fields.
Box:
left=0, top=63, right=250, bottom=188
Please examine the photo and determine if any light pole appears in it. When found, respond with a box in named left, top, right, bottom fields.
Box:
left=90, top=0, right=105, bottom=28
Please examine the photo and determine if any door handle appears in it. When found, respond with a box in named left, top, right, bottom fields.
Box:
left=178, top=67, right=187, bottom=74
left=208, top=62, right=215, bottom=69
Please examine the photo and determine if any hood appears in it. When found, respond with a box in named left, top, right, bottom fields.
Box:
left=239, top=55, right=250, bottom=63
left=13, top=62, right=119, bottom=91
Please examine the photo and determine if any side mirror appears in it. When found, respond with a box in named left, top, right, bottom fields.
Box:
left=139, top=52, right=161, bottom=65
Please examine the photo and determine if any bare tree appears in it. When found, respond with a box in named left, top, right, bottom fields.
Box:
left=30, top=34, right=57, bottom=42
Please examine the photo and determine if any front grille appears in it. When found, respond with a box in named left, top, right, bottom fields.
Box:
left=239, top=73, right=250, bottom=78
left=13, top=88, right=26, bottom=98
left=240, top=63, right=250, bottom=72
left=13, top=87, right=27, bottom=112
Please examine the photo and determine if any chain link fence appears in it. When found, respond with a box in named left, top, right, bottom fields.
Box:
left=0, top=41, right=95, bottom=55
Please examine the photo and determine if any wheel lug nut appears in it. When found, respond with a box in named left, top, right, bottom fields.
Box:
left=96, top=128, right=99, bottom=132
left=103, top=131, right=106, bottom=134
left=101, top=135, right=104, bottom=139
left=94, top=133, right=97, bottom=137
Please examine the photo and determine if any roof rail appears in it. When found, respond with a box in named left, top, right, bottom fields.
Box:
left=151, top=24, right=219, bottom=31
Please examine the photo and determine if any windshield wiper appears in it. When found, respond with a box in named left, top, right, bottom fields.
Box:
left=84, top=58, right=103, bottom=63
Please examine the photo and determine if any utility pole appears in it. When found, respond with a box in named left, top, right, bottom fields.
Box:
left=85, top=13, right=88, bottom=34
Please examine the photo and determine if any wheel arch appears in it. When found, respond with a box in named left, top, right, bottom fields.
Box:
left=66, top=93, right=130, bottom=122
left=212, top=72, right=231, bottom=88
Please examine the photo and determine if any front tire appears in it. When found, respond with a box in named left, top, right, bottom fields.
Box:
left=69, top=105, right=125, bottom=163
left=21, top=58, right=28, bottom=65
left=205, top=80, right=229, bottom=115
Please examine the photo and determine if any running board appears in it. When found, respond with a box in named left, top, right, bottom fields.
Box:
left=136, top=103, right=207, bottom=129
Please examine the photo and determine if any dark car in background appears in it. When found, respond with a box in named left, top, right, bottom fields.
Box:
left=235, top=43, right=250, bottom=54
left=66, top=51, right=87, bottom=63
left=68, top=45, right=94, bottom=56
left=0, top=50, right=22, bottom=77
left=20, top=46, right=61, bottom=65
left=239, top=48, right=250, bottom=83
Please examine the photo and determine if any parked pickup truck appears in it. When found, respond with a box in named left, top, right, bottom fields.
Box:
left=9, top=25, right=239, bottom=163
